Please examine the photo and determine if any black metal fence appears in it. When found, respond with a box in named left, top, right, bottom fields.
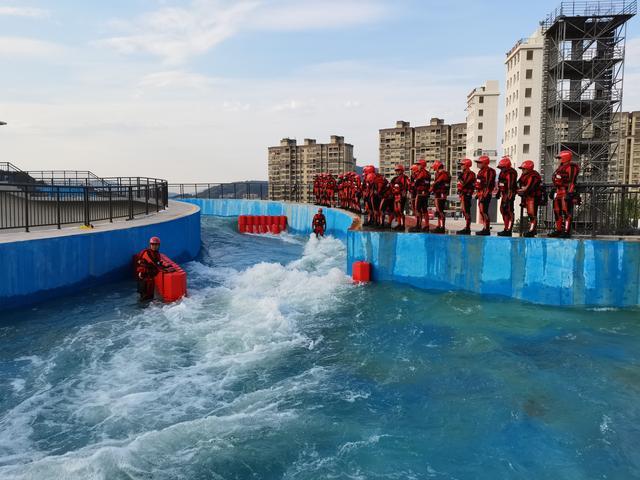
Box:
left=1, top=181, right=169, bottom=232
left=170, top=181, right=640, bottom=237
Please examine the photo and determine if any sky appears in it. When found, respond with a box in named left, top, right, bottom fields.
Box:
left=1, top=0, right=640, bottom=183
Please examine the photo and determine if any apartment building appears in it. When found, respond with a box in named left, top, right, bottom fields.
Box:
left=466, top=80, right=500, bottom=163
left=379, top=119, right=467, bottom=193
left=502, top=30, right=545, bottom=170
left=268, top=136, right=355, bottom=202
left=611, top=111, right=640, bottom=185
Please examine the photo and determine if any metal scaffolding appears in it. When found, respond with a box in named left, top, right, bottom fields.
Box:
left=540, top=1, right=636, bottom=182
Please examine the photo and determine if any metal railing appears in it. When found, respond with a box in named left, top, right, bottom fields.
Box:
left=542, top=1, right=637, bottom=28
left=1, top=180, right=169, bottom=232
left=169, top=182, right=269, bottom=200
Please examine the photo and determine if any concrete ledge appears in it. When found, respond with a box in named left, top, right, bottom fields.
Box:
left=181, top=198, right=357, bottom=240
left=0, top=201, right=201, bottom=311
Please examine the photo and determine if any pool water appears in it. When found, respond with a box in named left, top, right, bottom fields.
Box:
left=1, top=216, right=639, bottom=479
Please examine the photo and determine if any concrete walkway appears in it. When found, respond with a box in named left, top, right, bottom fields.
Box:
left=0, top=200, right=198, bottom=244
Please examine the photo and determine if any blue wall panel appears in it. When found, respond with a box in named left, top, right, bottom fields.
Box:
left=0, top=205, right=201, bottom=311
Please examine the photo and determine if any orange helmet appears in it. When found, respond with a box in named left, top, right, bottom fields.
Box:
left=432, top=161, right=443, bottom=171
left=498, top=157, right=511, bottom=169
left=556, top=150, right=572, bottom=164
left=458, top=158, right=472, bottom=169
left=476, top=155, right=490, bottom=166
left=519, top=160, right=534, bottom=170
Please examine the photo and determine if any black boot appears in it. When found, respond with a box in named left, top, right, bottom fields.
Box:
left=497, top=230, right=512, bottom=237
left=548, top=230, right=562, bottom=238
left=456, top=227, right=471, bottom=235
left=523, top=230, right=536, bottom=238
left=475, top=229, right=490, bottom=236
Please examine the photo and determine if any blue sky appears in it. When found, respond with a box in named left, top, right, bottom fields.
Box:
left=1, top=0, right=639, bottom=182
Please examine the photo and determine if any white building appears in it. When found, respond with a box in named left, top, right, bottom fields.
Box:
left=502, top=29, right=544, bottom=170
left=466, top=80, right=500, bottom=163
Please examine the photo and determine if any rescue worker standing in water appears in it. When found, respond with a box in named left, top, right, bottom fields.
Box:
left=550, top=150, right=580, bottom=238
left=456, top=158, right=475, bottom=235
left=496, top=157, right=518, bottom=237
left=474, top=155, right=496, bottom=236
left=136, top=236, right=164, bottom=301
left=312, top=208, right=327, bottom=238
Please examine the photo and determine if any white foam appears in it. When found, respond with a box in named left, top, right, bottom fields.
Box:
left=0, top=233, right=352, bottom=479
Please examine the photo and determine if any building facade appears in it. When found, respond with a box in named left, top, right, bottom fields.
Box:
left=379, top=118, right=467, bottom=194
left=466, top=80, right=500, bottom=163
left=502, top=30, right=545, bottom=171
left=611, top=111, right=640, bottom=185
left=268, top=136, right=355, bottom=202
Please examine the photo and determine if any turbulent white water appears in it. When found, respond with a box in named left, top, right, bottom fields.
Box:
left=0, top=234, right=351, bottom=480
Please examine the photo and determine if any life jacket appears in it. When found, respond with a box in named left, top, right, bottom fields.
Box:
left=312, top=213, right=326, bottom=228
left=498, top=167, right=518, bottom=194
left=390, top=174, right=410, bottom=194
left=457, top=169, right=476, bottom=195
left=412, top=170, right=431, bottom=195
left=432, top=170, right=451, bottom=196
left=552, top=163, right=580, bottom=192
left=475, top=166, right=496, bottom=194
left=136, top=248, right=162, bottom=279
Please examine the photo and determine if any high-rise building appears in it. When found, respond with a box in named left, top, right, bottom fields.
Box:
left=268, top=136, right=355, bottom=202
left=539, top=1, right=636, bottom=182
left=379, top=119, right=467, bottom=195
left=503, top=30, right=545, bottom=170
left=611, top=112, right=640, bottom=185
left=466, top=80, right=500, bottom=164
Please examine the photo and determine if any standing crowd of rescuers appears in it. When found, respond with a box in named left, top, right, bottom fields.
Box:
left=311, top=150, right=580, bottom=238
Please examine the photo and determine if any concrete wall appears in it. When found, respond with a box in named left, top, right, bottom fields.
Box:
left=348, top=231, right=640, bottom=308
left=182, top=199, right=355, bottom=241
left=0, top=203, right=201, bottom=311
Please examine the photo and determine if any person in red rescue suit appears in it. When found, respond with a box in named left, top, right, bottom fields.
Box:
left=136, top=236, right=165, bottom=301
left=410, top=162, right=431, bottom=232
left=312, top=208, right=327, bottom=238
left=390, top=164, right=410, bottom=231
left=362, top=167, right=376, bottom=226
left=550, top=150, right=580, bottom=238
left=496, top=156, right=518, bottom=237
left=516, top=160, right=543, bottom=237
left=430, top=161, right=451, bottom=234
left=474, top=155, right=496, bottom=236
left=456, top=158, right=476, bottom=235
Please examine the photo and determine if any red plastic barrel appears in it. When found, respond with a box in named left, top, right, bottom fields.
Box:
left=278, top=216, right=287, bottom=228
left=246, top=216, right=255, bottom=226
left=352, top=261, right=372, bottom=283
left=154, top=254, right=188, bottom=302
left=270, top=224, right=280, bottom=234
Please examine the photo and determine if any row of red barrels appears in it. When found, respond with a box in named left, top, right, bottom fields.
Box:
left=238, top=215, right=288, bottom=234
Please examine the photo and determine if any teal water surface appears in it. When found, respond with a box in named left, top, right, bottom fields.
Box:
left=1, top=216, right=639, bottom=479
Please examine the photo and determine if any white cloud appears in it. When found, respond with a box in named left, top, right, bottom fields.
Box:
left=0, top=6, right=48, bottom=18
left=138, top=70, right=217, bottom=90
left=98, top=0, right=389, bottom=64
left=0, top=36, right=64, bottom=58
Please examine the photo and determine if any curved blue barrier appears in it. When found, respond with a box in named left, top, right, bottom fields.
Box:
left=0, top=203, right=201, bottom=311
left=187, top=199, right=639, bottom=308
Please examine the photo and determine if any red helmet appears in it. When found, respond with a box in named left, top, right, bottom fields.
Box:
left=418, top=159, right=427, bottom=168
left=476, top=155, right=490, bottom=166
left=498, top=157, right=511, bottom=169
left=318, top=208, right=323, bottom=213
left=366, top=173, right=375, bottom=183
left=556, top=150, right=572, bottom=164
left=432, top=160, right=443, bottom=171
left=150, top=236, right=160, bottom=245
left=395, top=164, right=404, bottom=172
left=410, top=164, right=420, bottom=173
left=519, top=160, right=534, bottom=170
left=459, top=158, right=472, bottom=169
left=363, top=165, right=375, bottom=174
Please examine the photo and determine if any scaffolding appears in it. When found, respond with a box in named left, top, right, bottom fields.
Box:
left=540, top=1, right=636, bottom=182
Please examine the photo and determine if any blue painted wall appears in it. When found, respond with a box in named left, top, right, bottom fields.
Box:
left=0, top=204, right=201, bottom=311
left=182, top=199, right=355, bottom=240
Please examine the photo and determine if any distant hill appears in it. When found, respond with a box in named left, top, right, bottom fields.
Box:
left=171, top=181, right=268, bottom=199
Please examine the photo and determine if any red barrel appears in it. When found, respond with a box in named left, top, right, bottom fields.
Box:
left=246, top=216, right=255, bottom=227
left=352, top=262, right=372, bottom=283
left=270, top=224, right=281, bottom=234
left=278, top=216, right=287, bottom=229
left=238, top=216, right=246, bottom=233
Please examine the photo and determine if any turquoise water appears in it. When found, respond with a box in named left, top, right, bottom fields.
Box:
left=1, top=216, right=640, bottom=479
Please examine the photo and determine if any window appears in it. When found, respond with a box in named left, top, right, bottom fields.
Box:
left=524, top=106, right=532, bottom=116
left=479, top=96, right=484, bottom=104
left=478, top=122, right=484, bottom=130
left=524, top=125, right=531, bottom=135
left=525, top=88, right=532, bottom=98
left=479, top=109, right=484, bottom=117
left=526, top=50, right=534, bottom=61
left=526, top=69, right=533, bottom=79
left=478, top=135, right=483, bottom=142
left=523, top=144, right=530, bottom=154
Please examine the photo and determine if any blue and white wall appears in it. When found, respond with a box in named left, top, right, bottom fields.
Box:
left=186, top=199, right=640, bottom=309
left=0, top=203, right=201, bottom=311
